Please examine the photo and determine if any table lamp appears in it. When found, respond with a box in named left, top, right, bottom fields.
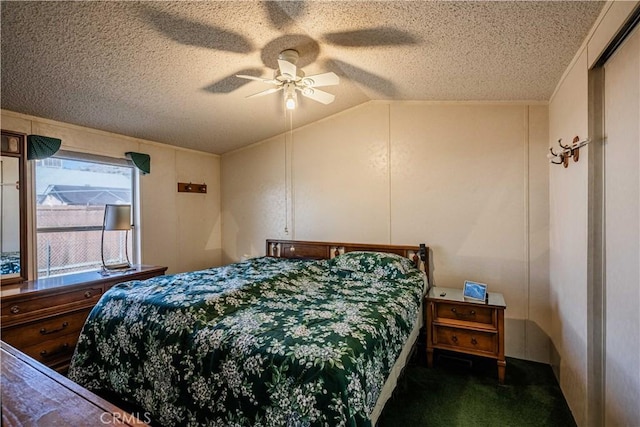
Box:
left=101, top=204, right=132, bottom=273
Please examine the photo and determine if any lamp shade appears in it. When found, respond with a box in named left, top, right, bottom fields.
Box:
left=103, top=204, right=131, bottom=231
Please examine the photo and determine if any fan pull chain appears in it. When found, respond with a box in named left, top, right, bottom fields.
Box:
left=289, top=111, right=294, bottom=239
left=284, top=111, right=289, bottom=234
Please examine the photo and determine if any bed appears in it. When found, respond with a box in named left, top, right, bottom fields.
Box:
left=0, top=251, right=20, bottom=275
left=68, top=239, right=430, bottom=427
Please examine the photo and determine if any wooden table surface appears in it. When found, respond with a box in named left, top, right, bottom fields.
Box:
left=1, top=341, right=149, bottom=426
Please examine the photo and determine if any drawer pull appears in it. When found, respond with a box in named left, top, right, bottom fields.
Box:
left=84, top=291, right=93, bottom=298
left=451, top=335, right=458, bottom=343
left=10, top=305, right=20, bottom=314
left=471, top=338, right=478, bottom=345
left=40, top=343, right=70, bottom=358
left=290, top=246, right=295, bottom=252
left=40, top=322, right=69, bottom=335
left=451, top=307, right=476, bottom=317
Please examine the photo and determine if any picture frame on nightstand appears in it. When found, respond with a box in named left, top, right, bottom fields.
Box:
left=463, top=280, right=487, bottom=302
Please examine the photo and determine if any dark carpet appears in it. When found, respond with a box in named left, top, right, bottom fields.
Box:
left=377, top=351, right=577, bottom=427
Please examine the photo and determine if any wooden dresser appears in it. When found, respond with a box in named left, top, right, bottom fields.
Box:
left=0, top=265, right=167, bottom=373
left=1, top=341, right=149, bottom=426
left=425, top=286, right=507, bottom=383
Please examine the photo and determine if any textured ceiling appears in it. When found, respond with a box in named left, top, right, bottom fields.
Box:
left=1, top=1, right=604, bottom=154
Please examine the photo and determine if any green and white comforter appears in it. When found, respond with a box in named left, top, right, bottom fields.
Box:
left=68, top=252, right=425, bottom=427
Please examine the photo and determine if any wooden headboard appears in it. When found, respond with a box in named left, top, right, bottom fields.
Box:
left=266, top=239, right=430, bottom=285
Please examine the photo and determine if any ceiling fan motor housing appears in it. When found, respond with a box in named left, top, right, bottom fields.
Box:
left=278, top=49, right=299, bottom=65
left=275, top=68, right=305, bottom=82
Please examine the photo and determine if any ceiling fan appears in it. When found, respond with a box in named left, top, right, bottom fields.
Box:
left=236, top=49, right=339, bottom=110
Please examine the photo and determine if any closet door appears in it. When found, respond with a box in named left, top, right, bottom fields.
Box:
left=603, top=23, right=640, bottom=426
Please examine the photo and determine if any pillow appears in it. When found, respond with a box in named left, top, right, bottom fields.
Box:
left=328, top=251, right=416, bottom=279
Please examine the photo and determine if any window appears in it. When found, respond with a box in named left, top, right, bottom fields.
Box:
left=35, top=151, right=138, bottom=277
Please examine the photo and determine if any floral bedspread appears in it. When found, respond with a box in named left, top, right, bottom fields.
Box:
left=0, top=251, right=20, bottom=275
left=68, top=253, right=425, bottom=427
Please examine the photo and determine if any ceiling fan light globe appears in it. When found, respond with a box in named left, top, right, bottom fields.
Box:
left=285, top=97, right=296, bottom=110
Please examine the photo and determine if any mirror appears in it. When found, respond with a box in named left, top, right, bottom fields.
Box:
left=1, top=131, right=27, bottom=285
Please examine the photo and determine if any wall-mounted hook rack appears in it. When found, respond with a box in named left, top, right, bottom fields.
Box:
left=178, top=182, right=207, bottom=193
left=548, top=136, right=590, bottom=168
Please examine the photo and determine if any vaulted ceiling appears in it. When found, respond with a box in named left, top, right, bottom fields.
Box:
left=1, top=1, right=604, bottom=154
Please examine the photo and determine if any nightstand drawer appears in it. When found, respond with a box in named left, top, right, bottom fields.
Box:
left=1, top=286, right=102, bottom=324
left=1, top=309, right=91, bottom=349
left=21, top=332, right=79, bottom=367
left=434, top=325, right=497, bottom=353
left=435, top=302, right=494, bottom=325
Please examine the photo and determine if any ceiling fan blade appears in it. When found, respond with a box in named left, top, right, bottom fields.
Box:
left=301, top=72, right=339, bottom=87
left=246, top=86, right=283, bottom=99
left=278, top=59, right=297, bottom=80
left=236, top=75, right=278, bottom=84
left=203, top=68, right=264, bottom=94
left=300, top=88, right=335, bottom=104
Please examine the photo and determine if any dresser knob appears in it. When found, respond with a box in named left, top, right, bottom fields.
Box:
left=470, top=310, right=476, bottom=315
left=10, top=305, right=20, bottom=314
left=451, top=335, right=458, bottom=343
left=290, top=246, right=295, bottom=252
left=84, top=291, right=93, bottom=298
left=451, top=308, right=457, bottom=313
left=471, top=338, right=478, bottom=345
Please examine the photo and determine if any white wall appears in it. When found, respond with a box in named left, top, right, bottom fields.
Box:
left=547, top=2, right=640, bottom=426
left=221, top=101, right=550, bottom=361
left=548, top=49, right=590, bottom=426
left=1, top=109, right=222, bottom=275
left=602, top=24, right=640, bottom=427
left=221, top=134, right=288, bottom=260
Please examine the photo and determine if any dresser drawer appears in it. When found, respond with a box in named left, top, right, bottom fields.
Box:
left=1, top=308, right=91, bottom=349
left=20, top=332, right=80, bottom=367
left=434, top=325, right=497, bottom=354
left=1, top=286, right=102, bottom=324
left=435, top=302, right=494, bottom=325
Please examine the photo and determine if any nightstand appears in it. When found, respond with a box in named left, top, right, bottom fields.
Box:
left=425, top=286, right=507, bottom=383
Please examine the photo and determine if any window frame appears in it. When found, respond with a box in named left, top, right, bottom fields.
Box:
left=34, top=150, right=140, bottom=278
